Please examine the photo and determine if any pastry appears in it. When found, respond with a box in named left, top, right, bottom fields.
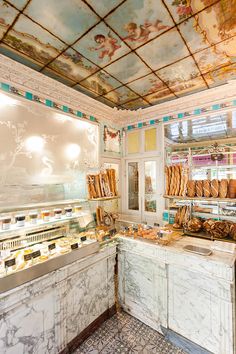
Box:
left=211, top=179, right=219, bottom=198
left=172, top=223, right=181, bottom=229
left=219, top=179, right=228, bottom=198
left=187, top=180, right=195, bottom=197
left=203, top=180, right=211, bottom=197
left=196, top=180, right=203, bottom=197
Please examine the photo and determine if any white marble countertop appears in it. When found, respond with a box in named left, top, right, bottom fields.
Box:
left=117, top=234, right=236, bottom=268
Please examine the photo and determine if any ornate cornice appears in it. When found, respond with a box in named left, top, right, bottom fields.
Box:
left=115, top=80, right=236, bottom=126
left=0, top=54, right=117, bottom=125
left=0, top=54, right=236, bottom=127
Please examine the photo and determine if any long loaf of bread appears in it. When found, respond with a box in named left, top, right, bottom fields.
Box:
left=211, top=179, right=219, bottom=198
left=203, top=180, right=211, bottom=197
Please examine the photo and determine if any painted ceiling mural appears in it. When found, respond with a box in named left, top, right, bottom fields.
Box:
left=0, top=0, right=235, bottom=110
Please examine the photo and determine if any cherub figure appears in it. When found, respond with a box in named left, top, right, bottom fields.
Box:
left=90, top=33, right=121, bottom=61
left=123, top=19, right=169, bottom=43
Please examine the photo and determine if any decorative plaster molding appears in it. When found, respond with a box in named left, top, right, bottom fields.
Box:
left=1, top=54, right=236, bottom=127
left=115, top=80, right=236, bottom=126
left=0, top=54, right=117, bottom=125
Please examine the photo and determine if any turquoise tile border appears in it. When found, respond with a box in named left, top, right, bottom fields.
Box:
left=0, top=81, right=99, bottom=124
left=124, top=99, right=235, bottom=130
left=25, top=92, right=33, bottom=100
left=1, top=83, right=10, bottom=92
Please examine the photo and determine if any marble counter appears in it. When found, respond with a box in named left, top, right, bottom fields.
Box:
left=118, top=235, right=236, bottom=354
left=0, top=244, right=116, bottom=354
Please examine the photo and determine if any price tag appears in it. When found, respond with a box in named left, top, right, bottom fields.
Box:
left=32, top=250, right=41, bottom=259
left=24, top=253, right=33, bottom=262
left=71, top=243, right=78, bottom=250
left=80, top=236, right=87, bottom=242
left=5, top=258, right=16, bottom=268
left=48, top=243, right=56, bottom=251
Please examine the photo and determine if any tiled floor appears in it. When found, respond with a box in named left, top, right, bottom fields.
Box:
left=75, top=311, right=186, bottom=354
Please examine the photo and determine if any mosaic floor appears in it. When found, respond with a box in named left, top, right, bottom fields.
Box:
left=74, top=311, right=186, bottom=354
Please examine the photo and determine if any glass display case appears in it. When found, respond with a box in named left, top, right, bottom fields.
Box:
left=0, top=199, right=100, bottom=293
left=163, top=112, right=236, bottom=243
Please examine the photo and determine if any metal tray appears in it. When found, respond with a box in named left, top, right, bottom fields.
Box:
left=183, top=245, right=212, bottom=256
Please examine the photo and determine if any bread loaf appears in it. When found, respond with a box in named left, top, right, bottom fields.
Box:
left=228, top=179, right=236, bottom=198
left=187, top=180, right=195, bottom=197
left=219, top=179, right=228, bottom=198
left=211, top=179, right=219, bottom=198
left=203, top=180, right=211, bottom=197
left=196, top=180, right=203, bottom=197
left=165, top=166, right=170, bottom=195
left=180, top=166, right=189, bottom=196
left=186, top=217, right=202, bottom=232
left=203, top=219, right=230, bottom=239
left=174, top=165, right=181, bottom=196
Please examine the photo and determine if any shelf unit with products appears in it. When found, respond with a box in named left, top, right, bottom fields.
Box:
left=0, top=199, right=100, bottom=293
left=163, top=112, right=236, bottom=243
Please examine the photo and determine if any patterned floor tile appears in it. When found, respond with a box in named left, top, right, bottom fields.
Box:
left=74, top=311, right=186, bottom=354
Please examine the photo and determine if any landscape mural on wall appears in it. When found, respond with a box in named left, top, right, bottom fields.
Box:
left=0, top=0, right=235, bottom=110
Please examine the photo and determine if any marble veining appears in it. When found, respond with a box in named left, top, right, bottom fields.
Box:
left=0, top=245, right=116, bottom=354
left=118, top=236, right=235, bottom=354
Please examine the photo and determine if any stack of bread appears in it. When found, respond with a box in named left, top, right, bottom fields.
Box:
left=173, top=205, right=190, bottom=229
left=165, top=164, right=189, bottom=196
left=87, top=169, right=117, bottom=199
left=185, top=178, right=236, bottom=199
left=184, top=217, right=236, bottom=240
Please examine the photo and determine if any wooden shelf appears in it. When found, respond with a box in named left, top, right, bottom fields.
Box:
left=88, top=196, right=120, bottom=202
left=163, top=195, right=236, bottom=203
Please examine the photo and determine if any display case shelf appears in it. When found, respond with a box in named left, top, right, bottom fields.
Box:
left=0, top=198, right=88, bottom=214
left=88, top=196, right=120, bottom=202
left=0, top=212, right=91, bottom=240
left=163, top=195, right=236, bottom=203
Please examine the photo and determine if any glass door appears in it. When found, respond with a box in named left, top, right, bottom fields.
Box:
left=127, top=161, right=140, bottom=213
left=125, top=158, right=162, bottom=220
left=144, top=160, right=157, bottom=213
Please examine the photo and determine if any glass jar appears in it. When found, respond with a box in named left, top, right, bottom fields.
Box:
left=74, top=205, right=82, bottom=214
left=1, top=217, right=11, bottom=230
left=42, top=210, right=50, bottom=222
left=29, top=212, right=38, bottom=224
left=54, top=208, right=62, bottom=219
left=64, top=207, right=72, bottom=217
left=15, top=215, right=25, bottom=227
